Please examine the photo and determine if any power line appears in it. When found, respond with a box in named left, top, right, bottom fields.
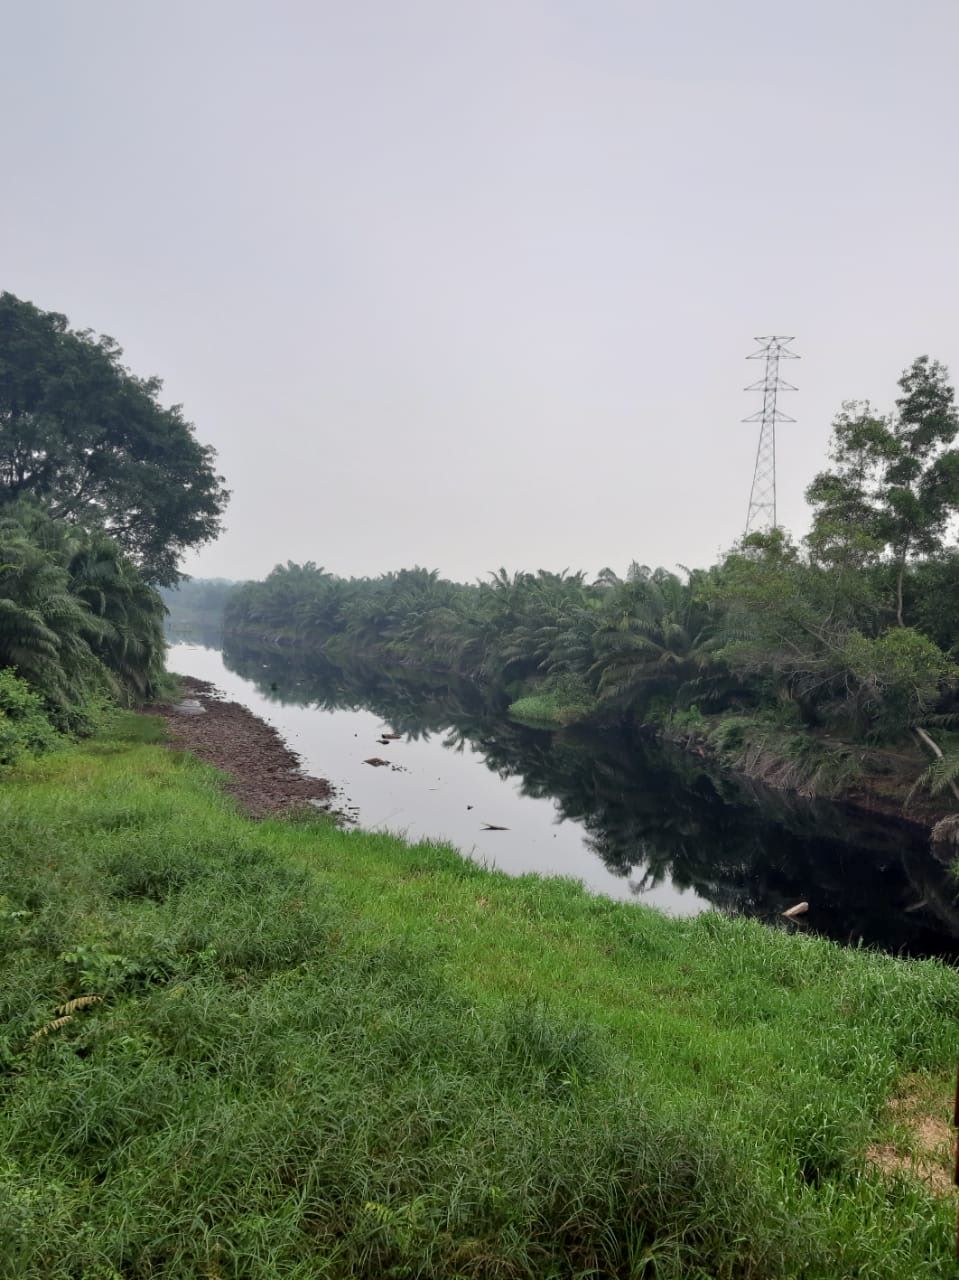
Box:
left=742, top=336, right=799, bottom=534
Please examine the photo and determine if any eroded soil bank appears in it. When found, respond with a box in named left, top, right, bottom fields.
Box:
left=151, top=675, right=334, bottom=818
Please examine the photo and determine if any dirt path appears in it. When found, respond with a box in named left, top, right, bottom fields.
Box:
left=151, top=676, right=335, bottom=818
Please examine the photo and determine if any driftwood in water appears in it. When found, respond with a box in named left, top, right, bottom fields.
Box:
left=782, top=901, right=809, bottom=919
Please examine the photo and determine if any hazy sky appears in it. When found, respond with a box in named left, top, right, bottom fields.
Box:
left=4, top=1, right=959, bottom=583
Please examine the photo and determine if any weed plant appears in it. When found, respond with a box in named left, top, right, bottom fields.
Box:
left=1, top=715, right=957, bottom=1276
left=706, top=712, right=866, bottom=796
left=0, top=669, right=61, bottom=770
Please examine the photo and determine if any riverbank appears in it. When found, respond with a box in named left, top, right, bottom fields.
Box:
left=2, top=709, right=957, bottom=1276
left=655, top=710, right=955, bottom=838
left=171, top=641, right=959, bottom=956
left=510, top=686, right=959, bottom=834
left=218, top=626, right=959, bottom=835
left=149, top=675, right=335, bottom=817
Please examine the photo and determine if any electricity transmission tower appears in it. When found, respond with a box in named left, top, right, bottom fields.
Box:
left=742, top=336, right=799, bottom=534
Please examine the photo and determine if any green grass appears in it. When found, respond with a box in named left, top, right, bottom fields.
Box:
left=508, top=691, right=582, bottom=726
left=509, top=676, right=599, bottom=727
left=1, top=711, right=957, bottom=1277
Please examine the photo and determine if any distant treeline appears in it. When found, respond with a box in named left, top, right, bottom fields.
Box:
left=222, top=355, right=959, bottom=805
left=160, top=577, right=236, bottom=638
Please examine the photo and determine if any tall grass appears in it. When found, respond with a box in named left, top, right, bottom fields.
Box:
left=0, top=712, right=956, bottom=1276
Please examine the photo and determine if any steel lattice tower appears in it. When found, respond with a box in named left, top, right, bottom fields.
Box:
left=742, top=336, right=799, bottom=534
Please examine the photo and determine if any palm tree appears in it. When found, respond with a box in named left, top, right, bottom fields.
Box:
left=68, top=531, right=166, bottom=698
left=0, top=511, right=105, bottom=724
left=590, top=567, right=714, bottom=713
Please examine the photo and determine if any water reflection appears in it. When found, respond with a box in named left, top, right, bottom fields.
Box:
left=212, top=636, right=959, bottom=958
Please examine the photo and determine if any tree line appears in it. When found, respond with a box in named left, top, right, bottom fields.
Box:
left=223, top=356, right=959, bottom=801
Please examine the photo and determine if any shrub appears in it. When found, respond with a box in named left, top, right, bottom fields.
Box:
left=0, top=669, right=59, bottom=769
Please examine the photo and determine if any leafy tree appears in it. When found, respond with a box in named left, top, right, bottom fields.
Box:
left=699, top=534, right=833, bottom=724
left=807, top=356, right=959, bottom=625
left=0, top=292, right=229, bottom=585
left=840, top=627, right=955, bottom=740
left=702, top=530, right=956, bottom=743
left=905, top=552, right=959, bottom=654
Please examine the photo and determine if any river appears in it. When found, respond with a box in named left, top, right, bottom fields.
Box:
left=168, top=638, right=959, bottom=959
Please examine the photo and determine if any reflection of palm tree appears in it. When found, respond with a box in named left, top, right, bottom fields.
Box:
left=220, top=637, right=959, bottom=957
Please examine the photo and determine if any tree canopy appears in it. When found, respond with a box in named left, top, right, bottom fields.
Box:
left=806, top=356, right=959, bottom=624
left=0, top=292, right=229, bottom=585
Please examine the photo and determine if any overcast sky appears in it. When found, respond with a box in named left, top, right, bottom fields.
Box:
left=4, top=1, right=958, bottom=583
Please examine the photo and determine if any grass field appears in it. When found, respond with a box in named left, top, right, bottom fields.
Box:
left=1, top=711, right=957, bottom=1277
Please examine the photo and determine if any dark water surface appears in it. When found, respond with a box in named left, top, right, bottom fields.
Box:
left=167, top=638, right=959, bottom=959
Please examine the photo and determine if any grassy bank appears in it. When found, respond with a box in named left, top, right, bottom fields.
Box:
left=1, top=714, right=958, bottom=1277
left=656, top=707, right=957, bottom=829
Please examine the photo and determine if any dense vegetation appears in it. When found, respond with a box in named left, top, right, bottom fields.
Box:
left=214, top=637, right=959, bottom=954
left=221, top=357, right=959, bottom=808
left=2, top=713, right=957, bottom=1278
left=0, top=501, right=166, bottom=758
left=0, top=295, right=225, bottom=767
left=0, top=292, right=228, bottom=586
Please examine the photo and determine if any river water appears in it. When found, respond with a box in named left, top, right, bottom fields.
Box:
left=167, top=638, right=959, bottom=959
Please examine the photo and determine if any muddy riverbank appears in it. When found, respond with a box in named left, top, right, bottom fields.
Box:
left=151, top=676, right=335, bottom=818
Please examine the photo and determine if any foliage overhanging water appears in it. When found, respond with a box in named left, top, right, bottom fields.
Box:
left=168, top=638, right=959, bottom=959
